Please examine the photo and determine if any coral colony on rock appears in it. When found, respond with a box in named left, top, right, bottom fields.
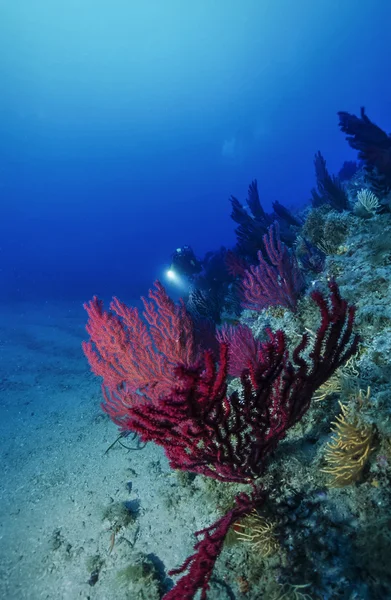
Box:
left=83, top=109, right=391, bottom=599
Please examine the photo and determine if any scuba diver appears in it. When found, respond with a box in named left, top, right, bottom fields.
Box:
left=169, top=245, right=203, bottom=280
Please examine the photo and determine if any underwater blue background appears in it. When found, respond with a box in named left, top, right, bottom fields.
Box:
left=1, top=0, right=391, bottom=303
left=2, top=4, right=391, bottom=599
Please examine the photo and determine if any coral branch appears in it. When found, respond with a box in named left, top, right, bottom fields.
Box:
left=111, top=281, right=359, bottom=483
left=338, top=107, right=391, bottom=196
left=164, top=491, right=264, bottom=600
left=216, top=323, right=262, bottom=377
left=241, top=222, right=305, bottom=312
left=83, top=280, right=359, bottom=599
left=82, top=281, right=197, bottom=427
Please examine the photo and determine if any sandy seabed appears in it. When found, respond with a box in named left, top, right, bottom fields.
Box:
left=0, top=299, right=211, bottom=600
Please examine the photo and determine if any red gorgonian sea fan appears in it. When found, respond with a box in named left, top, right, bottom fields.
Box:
left=83, top=280, right=358, bottom=483
left=83, top=279, right=359, bottom=599
left=82, top=281, right=199, bottom=426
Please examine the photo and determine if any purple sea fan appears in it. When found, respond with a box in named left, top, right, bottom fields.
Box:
left=241, top=222, right=305, bottom=311
left=216, top=323, right=263, bottom=377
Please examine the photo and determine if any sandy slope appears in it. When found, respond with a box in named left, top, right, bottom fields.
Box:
left=0, top=301, right=208, bottom=600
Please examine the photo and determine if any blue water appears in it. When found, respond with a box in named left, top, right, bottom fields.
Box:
left=1, top=0, right=390, bottom=303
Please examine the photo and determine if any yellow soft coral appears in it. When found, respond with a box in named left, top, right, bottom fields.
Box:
left=234, top=510, right=279, bottom=557
left=321, top=400, right=374, bottom=487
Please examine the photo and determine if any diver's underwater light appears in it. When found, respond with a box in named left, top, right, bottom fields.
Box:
left=166, top=268, right=178, bottom=282
left=164, top=268, right=188, bottom=292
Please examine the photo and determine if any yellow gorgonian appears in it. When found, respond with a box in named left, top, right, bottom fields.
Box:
left=321, top=401, right=374, bottom=487
left=355, top=188, right=380, bottom=215
left=234, top=510, right=279, bottom=557
left=313, top=373, right=342, bottom=402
